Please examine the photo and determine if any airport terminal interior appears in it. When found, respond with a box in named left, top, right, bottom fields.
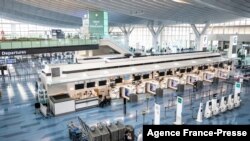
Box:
left=0, top=0, right=250, bottom=141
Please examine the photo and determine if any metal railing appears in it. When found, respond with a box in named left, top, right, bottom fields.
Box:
left=0, top=38, right=99, bottom=49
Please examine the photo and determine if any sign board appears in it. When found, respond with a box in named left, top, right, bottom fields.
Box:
left=234, top=82, right=241, bottom=95
left=176, top=96, right=183, bottom=116
left=203, top=35, right=208, bottom=47
left=154, top=103, right=161, bottom=125
left=233, top=35, right=238, bottom=46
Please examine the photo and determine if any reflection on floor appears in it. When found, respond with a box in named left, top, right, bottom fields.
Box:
left=0, top=81, right=250, bottom=141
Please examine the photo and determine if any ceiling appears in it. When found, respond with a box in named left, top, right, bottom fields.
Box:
left=1, top=0, right=250, bottom=27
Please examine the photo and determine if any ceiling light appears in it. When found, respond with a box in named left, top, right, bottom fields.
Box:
left=172, top=0, right=192, bottom=5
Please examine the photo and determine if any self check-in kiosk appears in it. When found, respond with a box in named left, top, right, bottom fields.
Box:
left=186, top=74, right=199, bottom=85
left=120, top=85, right=136, bottom=100
left=203, top=71, right=215, bottom=83
left=211, top=95, right=220, bottom=116
left=220, top=96, right=228, bottom=113
left=217, top=69, right=229, bottom=80
left=168, top=77, right=180, bottom=90
left=136, top=82, right=146, bottom=94
left=204, top=100, right=213, bottom=118
left=146, top=81, right=159, bottom=95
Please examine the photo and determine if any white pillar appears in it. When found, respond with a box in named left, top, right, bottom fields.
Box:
left=119, top=25, right=134, bottom=48
left=147, top=22, right=164, bottom=51
left=191, top=23, right=210, bottom=51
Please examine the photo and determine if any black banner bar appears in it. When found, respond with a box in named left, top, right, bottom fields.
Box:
left=0, top=44, right=99, bottom=56
left=143, top=125, right=250, bottom=140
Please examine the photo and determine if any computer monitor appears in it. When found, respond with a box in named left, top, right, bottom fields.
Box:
left=213, top=64, right=218, bottom=68
left=159, top=72, right=165, bottom=76
left=186, top=68, right=192, bottom=73
left=180, top=69, right=186, bottom=73
left=87, top=82, right=95, bottom=88
left=115, top=78, right=123, bottom=84
left=99, top=80, right=107, bottom=86
left=134, top=75, right=141, bottom=81
left=204, top=65, right=208, bottom=70
left=198, top=66, right=203, bottom=70
left=143, top=74, right=149, bottom=79
left=75, top=84, right=84, bottom=90
left=167, top=70, right=173, bottom=75
left=219, top=63, right=224, bottom=68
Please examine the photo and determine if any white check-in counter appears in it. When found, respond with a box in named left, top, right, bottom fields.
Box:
left=49, top=94, right=75, bottom=116
left=75, top=97, right=99, bottom=110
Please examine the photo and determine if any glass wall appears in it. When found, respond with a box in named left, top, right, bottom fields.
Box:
left=0, top=17, right=80, bottom=40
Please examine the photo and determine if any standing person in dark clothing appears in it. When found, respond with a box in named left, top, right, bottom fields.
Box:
left=193, top=80, right=198, bottom=92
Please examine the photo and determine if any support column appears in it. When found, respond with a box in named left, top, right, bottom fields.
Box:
left=119, top=25, right=134, bottom=48
left=191, top=23, right=210, bottom=51
left=147, top=21, right=164, bottom=52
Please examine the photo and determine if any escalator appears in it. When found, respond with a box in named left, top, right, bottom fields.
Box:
left=99, top=39, right=131, bottom=55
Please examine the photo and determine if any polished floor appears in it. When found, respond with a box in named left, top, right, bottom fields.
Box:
left=0, top=80, right=250, bottom=141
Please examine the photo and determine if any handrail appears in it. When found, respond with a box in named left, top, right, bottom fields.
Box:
left=0, top=38, right=99, bottom=50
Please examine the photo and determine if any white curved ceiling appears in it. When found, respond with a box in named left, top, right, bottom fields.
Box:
left=5, top=0, right=250, bottom=26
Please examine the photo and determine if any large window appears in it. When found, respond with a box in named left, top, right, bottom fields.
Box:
left=0, top=17, right=80, bottom=39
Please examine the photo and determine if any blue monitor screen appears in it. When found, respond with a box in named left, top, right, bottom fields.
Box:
left=6, top=59, right=16, bottom=64
left=125, top=89, right=129, bottom=96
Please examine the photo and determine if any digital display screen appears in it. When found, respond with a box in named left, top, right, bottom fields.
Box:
left=134, top=75, right=141, bottom=81
left=150, top=84, right=156, bottom=92
left=99, top=80, right=107, bottom=86
left=198, top=66, right=203, bottom=70
left=209, top=101, right=212, bottom=106
left=143, top=74, right=149, bottom=79
left=219, top=63, right=224, bottom=68
left=6, top=58, right=16, bottom=64
left=176, top=68, right=180, bottom=72
left=180, top=69, right=186, bottom=73
left=125, top=89, right=129, bottom=97
left=0, top=59, right=5, bottom=65
left=186, top=68, right=192, bottom=73
left=115, top=78, right=123, bottom=84
left=167, top=70, right=173, bottom=75
left=204, top=65, right=208, bottom=70
left=159, top=72, right=165, bottom=76
left=75, top=84, right=84, bottom=90
left=87, top=82, right=95, bottom=88
left=213, top=64, right=218, bottom=68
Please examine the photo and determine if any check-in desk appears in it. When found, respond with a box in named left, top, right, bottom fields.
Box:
left=217, top=69, right=229, bottom=80
left=75, top=97, right=99, bottom=110
left=203, top=71, right=215, bottom=83
left=167, top=77, right=180, bottom=90
left=186, top=74, right=199, bottom=85
left=49, top=94, right=75, bottom=116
